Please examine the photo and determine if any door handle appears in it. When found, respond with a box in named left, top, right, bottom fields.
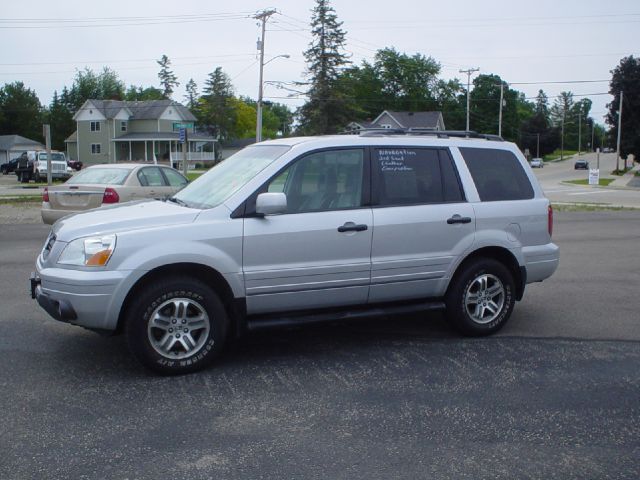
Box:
left=338, top=222, right=368, bottom=233
left=447, top=214, right=472, bottom=225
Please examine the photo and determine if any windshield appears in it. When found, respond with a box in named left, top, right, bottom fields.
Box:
left=66, top=167, right=132, bottom=185
left=173, top=145, right=290, bottom=209
left=38, top=153, right=66, bottom=161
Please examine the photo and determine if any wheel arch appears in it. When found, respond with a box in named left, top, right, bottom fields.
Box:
left=449, top=247, right=526, bottom=300
left=116, top=262, right=243, bottom=335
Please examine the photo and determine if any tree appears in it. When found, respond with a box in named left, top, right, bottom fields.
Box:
left=297, top=0, right=353, bottom=134
left=0, top=81, right=43, bottom=140
left=63, top=67, right=125, bottom=112
left=200, top=67, right=235, bottom=140
left=468, top=74, right=526, bottom=141
left=184, top=79, right=198, bottom=109
left=374, top=48, right=440, bottom=111
left=46, top=91, right=75, bottom=150
left=157, top=54, right=179, bottom=99
left=520, top=89, right=559, bottom=156
left=534, top=90, right=550, bottom=121
left=124, top=85, right=164, bottom=101
left=607, top=55, right=640, bottom=159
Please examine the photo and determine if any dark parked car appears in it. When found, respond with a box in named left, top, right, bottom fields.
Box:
left=1, top=157, right=20, bottom=175
left=574, top=159, right=589, bottom=170
left=67, top=159, right=83, bottom=171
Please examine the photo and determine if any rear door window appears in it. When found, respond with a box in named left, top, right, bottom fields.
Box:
left=373, top=148, right=464, bottom=206
left=459, top=148, right=534, bottom=201
left=138, top=167, right=167, bottom=187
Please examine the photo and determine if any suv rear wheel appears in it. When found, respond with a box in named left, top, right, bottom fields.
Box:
left=125, top=277, right=228, bottom=375
left=445, top=258, right=515, bottom=336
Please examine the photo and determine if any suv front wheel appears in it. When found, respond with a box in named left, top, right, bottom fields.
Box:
left=125, top=277, right=228, bottom=375
left=445, top=258, right=515, bottom=336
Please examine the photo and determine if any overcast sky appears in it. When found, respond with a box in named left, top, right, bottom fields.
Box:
left=1, top=0, right=638, bottom=126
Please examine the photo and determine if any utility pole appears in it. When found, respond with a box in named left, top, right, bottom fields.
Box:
left=43, top=124, right=52, bottom=186
left=498, top=82, right=505, bottom=138
left=560, top=106, right=565, bottom=162
left=255, top=9, right=276, bottom=143
left=616, top=90, right=623, bottom=172
left=577, top=104, right=582, bottom=156
left=590, top=120, right=595, bottom=152
left=536, top=133, right=540, bottom=158
left=459, top=67, right=479, bottom=132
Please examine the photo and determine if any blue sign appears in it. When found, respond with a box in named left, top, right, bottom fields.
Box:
left=179, top=128, right=186, bottom=144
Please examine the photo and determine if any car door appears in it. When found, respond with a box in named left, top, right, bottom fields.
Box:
left=242, top=148, right=373, bottom=314
left=369, top=147, right=475, bottom=303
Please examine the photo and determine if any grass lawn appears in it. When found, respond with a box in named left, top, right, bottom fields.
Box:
left=543, top=150, right=578, bottom=161
left=551, top=203, right=635, bottom=212
left=0, top=195, right=42, bottom=205
left=187, top=172, right=204, bottom=182
left=565, top=178, right=615, bottom=187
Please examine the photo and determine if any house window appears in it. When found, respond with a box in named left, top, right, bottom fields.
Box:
left=120, top=121, right=127, bottom=132
left=91, top=144, right=101, bottom=154
left=90, top=121, right=101, bottom=132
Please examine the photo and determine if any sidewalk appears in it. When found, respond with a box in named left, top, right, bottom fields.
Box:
left=609, top=162, right=640, bottom=188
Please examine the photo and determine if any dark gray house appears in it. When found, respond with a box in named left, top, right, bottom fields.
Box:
left=347, top=110, right=445, bottom=133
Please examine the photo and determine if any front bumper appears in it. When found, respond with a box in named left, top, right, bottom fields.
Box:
left=30, top=266, right=131, bottom=331
left=30, top=272, right=77, bottom=322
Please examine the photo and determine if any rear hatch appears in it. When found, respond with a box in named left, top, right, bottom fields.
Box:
left=47, top=184, right=106, bottom=212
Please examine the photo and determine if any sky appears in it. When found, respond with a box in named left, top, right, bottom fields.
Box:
left=1, top=0, right=638, bottom=127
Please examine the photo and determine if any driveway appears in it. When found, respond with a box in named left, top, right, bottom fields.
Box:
left=0, top=212, right=638, bottom=479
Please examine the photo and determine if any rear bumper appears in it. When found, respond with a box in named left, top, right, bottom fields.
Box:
left=522, top=242, right=560, bottom=283
left=41, top=203, right=79, bottom=225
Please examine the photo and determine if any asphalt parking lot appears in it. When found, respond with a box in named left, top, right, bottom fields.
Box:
left=1, top=211, right=639, bottom=479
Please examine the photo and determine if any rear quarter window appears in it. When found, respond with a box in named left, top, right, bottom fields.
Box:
left=459, top=148, right=534, bottom=201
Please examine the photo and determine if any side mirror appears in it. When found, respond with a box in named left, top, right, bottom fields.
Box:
left=256, top=192, right=287, bottom=216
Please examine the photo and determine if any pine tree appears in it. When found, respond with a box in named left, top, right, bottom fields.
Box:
left=157, top=55, right=180, bottom=99
left=201, top=67, right=235, bottom=139
left=298, top=0, right=352, bottom=134
left=47, top=91, right=75, bottom=150
left=184, top=78, right=198, bottom=109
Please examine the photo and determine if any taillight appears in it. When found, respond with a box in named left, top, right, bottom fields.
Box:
left=43, top=187, right=49, bottom=203
left=102, top=187, right=120, bottom=204
left=548, top=204, right=553, bottom=238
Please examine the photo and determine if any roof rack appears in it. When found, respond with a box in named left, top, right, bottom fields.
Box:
left=356, top=128, right=504, bottom=141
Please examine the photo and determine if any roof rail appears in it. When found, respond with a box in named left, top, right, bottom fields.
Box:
left=355, top=128, right=504, bottom=141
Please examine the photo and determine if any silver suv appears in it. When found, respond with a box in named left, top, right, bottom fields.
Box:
left=30, top=132, right=559, bottom=374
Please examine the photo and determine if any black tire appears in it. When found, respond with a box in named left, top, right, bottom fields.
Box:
left=445, top=258, right=515, bottom=336
left=125, top=277, right=229, bottom=375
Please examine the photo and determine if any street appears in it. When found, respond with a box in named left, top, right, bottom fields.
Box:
left=532, top=151, right=640, bottom=208
left=0, top=212, right=639, bottom=479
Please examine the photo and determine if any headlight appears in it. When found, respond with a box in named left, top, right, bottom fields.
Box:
left=57, top=235, right=117, bottom=267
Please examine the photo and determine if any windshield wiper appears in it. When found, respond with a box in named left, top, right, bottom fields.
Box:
left=166, top=196, right=189, bottom=207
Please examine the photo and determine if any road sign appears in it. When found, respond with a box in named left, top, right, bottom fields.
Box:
left=589, top=169, right=600, bottom=186
left=179, top=128, right=186, bottom=144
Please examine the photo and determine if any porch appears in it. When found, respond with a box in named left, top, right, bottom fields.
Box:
left=112, top=133, right=217, bottom=168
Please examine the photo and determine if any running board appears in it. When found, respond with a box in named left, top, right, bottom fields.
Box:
left=246, top=300, right=446, bottom=332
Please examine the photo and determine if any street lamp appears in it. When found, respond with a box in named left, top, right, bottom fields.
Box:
left=256, top=54, right=290, bottom=142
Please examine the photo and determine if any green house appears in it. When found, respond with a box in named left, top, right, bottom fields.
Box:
left=65, top=99, right=217, bottom=167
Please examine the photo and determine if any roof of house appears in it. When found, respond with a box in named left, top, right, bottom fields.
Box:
left=64, top=131, right=77, bottom=143
left=374, top=111, right=443, bottom=129
left=80, top=99, right=197, bottom=121
left=0, top=134, right=44, bottom=150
